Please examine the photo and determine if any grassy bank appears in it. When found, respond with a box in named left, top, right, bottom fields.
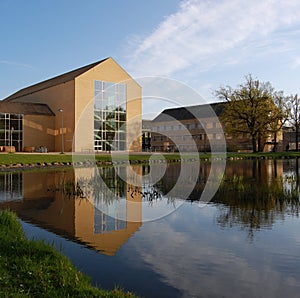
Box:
left=0, top=210, right=136, bottom=298
left=0, top=151, right=300, bottom=167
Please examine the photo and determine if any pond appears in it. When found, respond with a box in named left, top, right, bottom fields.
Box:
left=0, top=159, right=300, bottom=297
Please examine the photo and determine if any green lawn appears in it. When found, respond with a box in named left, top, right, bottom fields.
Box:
left=0, top=151, right=299, bottom=167
left=0, top=210, right=137, bottom=298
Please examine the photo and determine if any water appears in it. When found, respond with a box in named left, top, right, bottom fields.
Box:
left=1, top=159, right=300, bottom=297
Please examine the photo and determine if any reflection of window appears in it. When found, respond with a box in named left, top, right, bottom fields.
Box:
left=94, top=207, right=127, bottom=234
left=94, top=81, right=127, bottom=151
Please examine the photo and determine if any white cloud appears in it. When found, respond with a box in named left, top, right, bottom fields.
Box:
left=126, top=212, right=299, bottom=297
left=0, top=60, right=34, bottom=69
left=291, top=56, right=300, bottom=69
left=126, top=0, right=300, bottom=77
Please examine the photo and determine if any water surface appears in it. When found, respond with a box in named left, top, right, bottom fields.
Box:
left=1, top=159, right=300, bottom=297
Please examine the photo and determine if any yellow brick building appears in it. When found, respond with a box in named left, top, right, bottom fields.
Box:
left=0, top=58, right=142, bottom=152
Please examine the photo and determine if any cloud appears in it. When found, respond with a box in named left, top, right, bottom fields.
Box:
left=126, top=0, right=300, bottom=77
left=0, top=60, right=34, bottom=69
left=291, top=56, right=300, bottom=69
left=125, top=211, right=299, bottom=297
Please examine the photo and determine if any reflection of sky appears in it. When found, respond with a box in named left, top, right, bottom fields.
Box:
left=122, top=203, right=300, bottom=298
left=17, top=190, right=300, bottom=297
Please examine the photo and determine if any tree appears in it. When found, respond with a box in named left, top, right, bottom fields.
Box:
left=215, top=74, right=284, bottom=152
left=267, top=91, right=289, bottom=152
left=287, top=94, right=300, bottom=151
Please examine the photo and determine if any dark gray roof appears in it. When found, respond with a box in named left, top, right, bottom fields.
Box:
left=0, top=102, right=55, bottom=116
left=152, top=102, right=225, bottom=122
left=142, top=119, right=152, bottom=129
left=3, top=58, right=109, bottom=102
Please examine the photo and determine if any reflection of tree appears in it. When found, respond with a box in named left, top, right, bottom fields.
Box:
left=213, top=174, right=300, bottom=240
left=50, top=160, right=300, bottom=234
left=77, top=167, right=127, bottom=205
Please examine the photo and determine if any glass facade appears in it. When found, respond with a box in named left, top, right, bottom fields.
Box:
left=0, top=113, right=23, bottom=151
left=94, top=81, right=126, bottom=151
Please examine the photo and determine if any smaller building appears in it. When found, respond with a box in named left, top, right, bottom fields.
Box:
left=142, top=120, right=151, bottom=152
left=283, top=126, right=299, bottom=151
left=150, top=103, right=283, bottom=153
left=151, top=103, right=225, bottom=152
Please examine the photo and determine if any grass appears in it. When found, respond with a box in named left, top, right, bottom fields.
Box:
left=0, top=210, right=137, bottom=298
left=0, top=151, right=300, bottom=167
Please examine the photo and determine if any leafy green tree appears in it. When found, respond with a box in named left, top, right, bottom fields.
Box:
left=215, top=74, right=284, bottom=152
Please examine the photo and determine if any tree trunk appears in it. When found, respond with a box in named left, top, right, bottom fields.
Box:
left=258, top=134, right=262, bottom=152
left=252, top=135, right=257, bottom=153
left=273, top=132, right=277, bottom=152
left=296, top=124, right=299, bottom=151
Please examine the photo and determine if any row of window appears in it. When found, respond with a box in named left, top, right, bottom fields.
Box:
left=152, top=122, right=221, bottom=132
left=151, top=145, right=210, bottom=152
left=152, top=133, right=223, bottom=142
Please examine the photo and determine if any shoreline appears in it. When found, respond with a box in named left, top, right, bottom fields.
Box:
left=0, top=152, right=299, bottom=171
left=0, top=210, right=137, bottom=297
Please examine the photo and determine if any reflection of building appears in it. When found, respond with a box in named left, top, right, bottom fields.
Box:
left=0, top=168, right=142, bottom=256
left=0, top=58, right=142, bottom=152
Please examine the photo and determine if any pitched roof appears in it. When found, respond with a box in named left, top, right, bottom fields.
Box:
left=0, top=102, right=55, bottom=116
left=3, top=58, right=109, bottom=102
left=142, top=119, right=152, bottom=129
left=152, top=102, right=225, bottom=122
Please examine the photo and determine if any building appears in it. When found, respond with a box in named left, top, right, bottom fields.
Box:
left=283, top=126, right=298, bottom=151
left=142, top=120, right=151, bottom=151
left=151, top=103, right=283, bottom=152
left=151, top=103, right=226, bottom=152
left=0, top=57, right=142, bottom=152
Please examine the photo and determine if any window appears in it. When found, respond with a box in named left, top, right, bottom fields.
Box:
left=94, top=80, right=126, bottom=151
left=0, top=113, right=23, bottom=152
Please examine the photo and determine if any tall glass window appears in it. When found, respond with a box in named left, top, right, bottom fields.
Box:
left=94, top=81, right=126, bottom=151
left=0, top=113, right=23, bottom=151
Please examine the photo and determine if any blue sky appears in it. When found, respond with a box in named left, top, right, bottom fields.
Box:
left=1, top=0, right=300, bottom=117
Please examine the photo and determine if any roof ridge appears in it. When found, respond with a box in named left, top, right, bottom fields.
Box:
left=153, top=102, right=225, bottom=122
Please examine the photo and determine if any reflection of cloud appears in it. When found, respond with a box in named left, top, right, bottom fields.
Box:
left=0, top=60, right=34, bottom=69
left=127, top=0, right=300, bottom=77
left=125, top=204, right=300, bottom=297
